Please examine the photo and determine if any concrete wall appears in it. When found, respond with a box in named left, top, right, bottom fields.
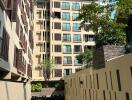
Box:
left=64, top=53, right=132, bottom=100
left=0, top=81, right=31, bottom=100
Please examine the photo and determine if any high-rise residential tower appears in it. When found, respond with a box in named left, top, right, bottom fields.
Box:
left=32, top=0, right=96, bottom=81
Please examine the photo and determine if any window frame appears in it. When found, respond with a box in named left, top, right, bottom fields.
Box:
left=62, top=23, right=71, bottom=31
left=73, top=23, right=80, bottom=32
left=61, top=2, right=70, bottom=10
left=63, top=56, right=72, bottom=64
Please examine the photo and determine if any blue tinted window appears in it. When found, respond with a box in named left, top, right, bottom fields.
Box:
left=73, top=23, right=80, bottom=31
left=73, top=34, right=81, bottom=41
left=72, top=13, right=79, bottom=20
left=61, top=2, right=70, bottom=10
left=63, top=56, right=72, bottom=64
left=62, top=23, right=70, bottom=31
left=64, top=69, right=72, bottom=76
left=74, top=57, right=80, bottom=65
left=63, top=34, right=71, bottom=41
left=63, top=45, right=71, bottom=53
left=62, top=12, right=70, bottom=20
left=72, top=2, right=80, bottom=10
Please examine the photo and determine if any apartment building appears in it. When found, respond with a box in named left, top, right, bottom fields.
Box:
left=0, top=0, right=33, bottom=99
left=32, top=0, right=96, bottom=81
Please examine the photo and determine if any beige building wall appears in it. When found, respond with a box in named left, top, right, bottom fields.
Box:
left=0, top=81, right=31, bottom=100
left=64, top=53, right=132, bottom=100
left=32, top=0, right=95, bottom=81
left=0, top=0, right=33, bottom=99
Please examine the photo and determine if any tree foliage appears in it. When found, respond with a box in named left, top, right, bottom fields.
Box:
left=78, top=2, right=128, bottom=47
left=55, top=80, right=64, bottom=90
left=117, top=0, right=132, bottom=20
left=76, top=49, right=93, bottom=68
left=39, top=59, right=55, bottom=81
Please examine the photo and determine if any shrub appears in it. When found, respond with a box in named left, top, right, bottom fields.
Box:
left=31, top=83, right=42, bottom=92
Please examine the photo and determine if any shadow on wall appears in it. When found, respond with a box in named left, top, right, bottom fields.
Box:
left=31, top=95, right=65, bottom=100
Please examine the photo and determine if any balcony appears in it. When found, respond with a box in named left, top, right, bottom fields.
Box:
left=63, top=51, right=72, bottom=54
left=63, top=61, right=72, bottom=66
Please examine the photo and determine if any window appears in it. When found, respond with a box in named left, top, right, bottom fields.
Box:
left=74, top=57, right=80, bottom=65
left=46, top=2, right=50, bottom=9
left=45, top=10, right=50, bottom=19
left=54, top=2, right=60, bottom=8
left=46, top=21, right=50, bottom=30
left=72, top=13, right=79, bottom=20
left=53, top=12, right=61, bottom=19
left=46, top=43, right=50, bottom=52
left=72, top=2, right=80, bottom=10
left=63, top=56, right=72, bottom=64
left=62, top=23, right=70, bottom=31
left=63, top=45, right=71, bottom=53
left=37, top=10, right=41, bottom=18
left=73, top=34, right=81, bottom=42
left=74, top=45, right=82, bottom=52
left=54, top=33, right=61, bottom=40
left=54, top=45, right=61, bottom=52
left=55, top=57, right=62, bottom=64
left=61, top=2, right=70, bottom=10
left=36, top=21, right=43, bottom=29
left=36, top=32, right=41, bottom=40
left=55, top=69, right=62, bottom=77
left=63, top=34, right=71, bottom=41
left=54, top=22, right=61, bottom=29
left=37, top=2, right=43, bottom=8
left=73, top=23, right=80, bottom=31
left=0, top=28, right=9, bottom=61
left=64, top=69, right=72, bottom=76
left=62, top=12, right=70, bottom=20
left=84, top=46, right=92, bottom=51
left=89, top=35, right=95, bottom=41
left=83, top=34, right=95, bottom=42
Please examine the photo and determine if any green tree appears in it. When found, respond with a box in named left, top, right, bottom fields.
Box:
left=78, top=2, right=127, bottom=47
left=39, top=59, right=55, bottom=87
left=117, top=0, right=132, bottom=20
left=76, top=49, right=93, bottom=68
